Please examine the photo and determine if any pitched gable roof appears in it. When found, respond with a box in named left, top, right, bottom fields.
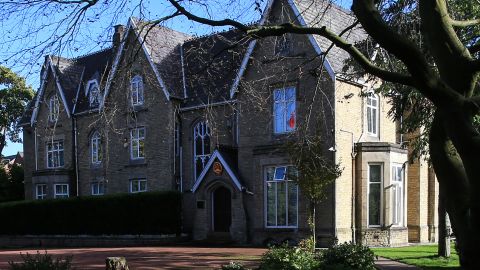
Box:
left=182, top=29, right=253, bottom=107
left=291, top=0, right=367, bottom=74
left=103, top=18, right=191, bottom=103
left=191, top=149, right=243, bottom=192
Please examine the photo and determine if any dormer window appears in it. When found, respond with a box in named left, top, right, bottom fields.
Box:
left=48, top=95, right=60, bottom=122
left=131, top=75, right=144, bottom=106
left=86, top=80, right=101, bottom=107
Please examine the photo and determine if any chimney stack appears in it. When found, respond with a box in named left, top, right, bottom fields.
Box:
left=113, top=24, right=126, bottom=49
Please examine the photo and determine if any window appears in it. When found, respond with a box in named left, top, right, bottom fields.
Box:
left=273, top=87, right=296, bottom=134
left=392, top=164, right=405, bottom=226
left=265, top=165, right=298, bottom=228
left=368, top=164, right=382, bottom=227
left=130, top=127, right=145, bottom=159
left=36, top=184, right=47, bottom=200
left=54, top=184, right=69, bottom=199
left=274, top=34, right=292, bottom=56
left=87, top=80, right=101, bottom=107
left=366, top=93, right=379, bottom=136
left=130, top=178, right=147, bottom=193
left=46, top=140, right=64, bottom=168
left=131, top=75, right=144, bottom=106
left=48, top=95, right=60, bottom=122
left=91, top=181, right=105, bottom=195
left=91, top=131, right=102, bottom=164
left=193, top=121, right=211, bottom=180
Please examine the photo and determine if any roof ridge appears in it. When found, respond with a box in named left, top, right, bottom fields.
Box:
left=72, top=47, right=113, bottom=61
left=183, top=21, right=257, bottom=43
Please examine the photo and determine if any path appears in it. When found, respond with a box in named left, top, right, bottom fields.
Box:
left=375, top=256, right=422, bottom=270
left=0, top=246, right=266, bottom=269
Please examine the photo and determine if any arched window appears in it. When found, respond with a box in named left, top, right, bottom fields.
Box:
left=193, top=121, right=211, bottom=180
left=131, top=75, right=144, bottom=106
left=48, top=95, right=60, bottom=122
left=86, top=80, right=101, bottom=107
left=366, top=93, right=379, bottom=136
left=91, top=131, right=102, bottom=164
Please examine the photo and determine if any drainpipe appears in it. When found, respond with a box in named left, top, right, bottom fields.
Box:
left=340, top=129, right=357, bottom=244
left=73, top=117, right=79, bottom=196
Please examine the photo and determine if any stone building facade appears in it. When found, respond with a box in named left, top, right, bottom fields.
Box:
left=19, top=0, right=438, bottom=246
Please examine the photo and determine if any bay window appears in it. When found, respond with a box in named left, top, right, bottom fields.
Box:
left=368, top=164, right=382, bottom=227
left=392, top=164, right=405, bottom=226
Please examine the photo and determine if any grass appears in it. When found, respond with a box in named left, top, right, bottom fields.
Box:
left=372, top=244, right=460, bottom=270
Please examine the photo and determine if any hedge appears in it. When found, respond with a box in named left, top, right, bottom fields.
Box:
left=0, top=191, right=181, bottom=235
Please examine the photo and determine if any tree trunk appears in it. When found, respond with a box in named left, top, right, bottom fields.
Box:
left=438, top=194, right=450, bottom=258
left=429, top=113, right=480, bottom=269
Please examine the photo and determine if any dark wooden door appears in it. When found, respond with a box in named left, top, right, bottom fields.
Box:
left=213, top=186, right=231, bottom=232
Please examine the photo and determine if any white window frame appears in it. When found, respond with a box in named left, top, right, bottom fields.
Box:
left=391, top=164, right=405, bottom=226
left=366, top=93, right=379, bottom=137
left=91, top=131, right=102, bottom=165
left=130, top=127, right=145, bottom=160
left=273, top=86, right=296, bottom=134
left=130, top=75, right=144, bottom=106
left=91, top=181, right=105, bottom=196
left=36, top=184, right=47, bottom=200
left=193, top=121, right=211, bottom=180
left=130, top=178, right=147, bottom=193
left=264, top=165, right=299, bottom=228
left=46, top=140, right=64, bottom=168
left=86, top=80, right=101, bottom=107
left=367, top=163, right=383, bottom=227
left=48, top=95, right=60, bottom=122
left=54, top=184, right=69, bottom=199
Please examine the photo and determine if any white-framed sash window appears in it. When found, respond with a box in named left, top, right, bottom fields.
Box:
left=91, top=181, right=105, bottom=195
left=130, top=178, right=147, bottom=193
left=46, top=140, right=64, bottom=168
left=265, top=165, right=298, bottom=228
left=131, top=75, right=144, bottom=106
left=273, top=87, right=296, bottom=134
left=91, top=131, right=102, bottom=164
left=36, top=184, right=47, bottom=200
left=366, top=93, right=379, bottom=136
left=48, top=95, right=60, bottom=122
left=54, top=184, right=69, bottom=199
left=130, top=127, right=145, bottom=159
left=392, top=164, right=405, bottom=226
left=368, top=163, right=382, bottom=227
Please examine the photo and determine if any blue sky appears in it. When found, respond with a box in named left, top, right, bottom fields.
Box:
left=1, top=0, right=352, bottom=156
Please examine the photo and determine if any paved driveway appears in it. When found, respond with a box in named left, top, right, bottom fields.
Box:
left=0, top=246, right=266, bottom=270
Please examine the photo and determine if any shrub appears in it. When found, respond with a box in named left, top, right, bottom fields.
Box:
left=9, top=251, right=73, bottom=270
left=221, top=261, right=249, bottom=270
left=320, top=242, right=376, bottom=270
left=259, top=243, right=320, bottom=270
left=0, top=191, right=181, bottom=235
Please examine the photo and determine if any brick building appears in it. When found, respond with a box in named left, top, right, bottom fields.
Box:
left=18, top=0, right=438, bottom=246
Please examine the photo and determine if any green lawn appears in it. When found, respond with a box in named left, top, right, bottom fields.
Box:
left=373, top=244, right=460, bottom=270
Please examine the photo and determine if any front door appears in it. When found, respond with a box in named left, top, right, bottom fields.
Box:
left=212, top=186, right=231, bottom=232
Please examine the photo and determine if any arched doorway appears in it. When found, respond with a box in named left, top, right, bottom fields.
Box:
left=212, top=186, right=232, bottom=232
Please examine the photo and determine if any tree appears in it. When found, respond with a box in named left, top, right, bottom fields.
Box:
left=0, top=164, right=24, bottom=202
left=163, top=1, right=480, bottom=268
left=0, top=66, right=34, bottom=155
left=286, top=134, right=342, bottom=250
